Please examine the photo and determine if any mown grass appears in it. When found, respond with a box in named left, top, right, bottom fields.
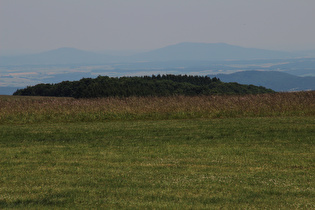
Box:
left=0, top=92, right=314, bottom=209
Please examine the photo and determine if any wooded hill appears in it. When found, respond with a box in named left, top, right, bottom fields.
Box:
left=13, top=74, right=274, bottom=98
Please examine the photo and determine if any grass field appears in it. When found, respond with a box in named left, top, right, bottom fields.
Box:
left=1, top=91, right=314, bottom=124
left=0, top=92, right=314, bottom=209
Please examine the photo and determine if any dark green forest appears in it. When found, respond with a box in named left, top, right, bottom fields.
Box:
left=13, top=74, right=274, bottom=98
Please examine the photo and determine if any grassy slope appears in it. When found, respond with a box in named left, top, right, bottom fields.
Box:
left=0, top=93, right=314, bottom=209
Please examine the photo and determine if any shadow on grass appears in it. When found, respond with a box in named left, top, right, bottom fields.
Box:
left=0, top=192, right=72, bottom=208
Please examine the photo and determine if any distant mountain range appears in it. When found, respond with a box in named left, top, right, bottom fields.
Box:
left=0, top=47, right=119, bottom=65
left=209, top=71, right=315, bottom=92
left=131, top=42, right=298, bottom=61
left=1, top=43, right=314, bottom=94
left=0, top=42, right=305, bottom=65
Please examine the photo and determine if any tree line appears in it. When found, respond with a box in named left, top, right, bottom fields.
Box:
left=13, top=74, right=274, bottom=98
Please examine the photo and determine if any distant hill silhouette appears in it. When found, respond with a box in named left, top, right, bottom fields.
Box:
left=0, top=43, right=300, bottom=65
left=132, top=42, right=298, bottom=61
left=0, top=47, right=118, bottom=65
left=209, top=71, right=315, bottom=91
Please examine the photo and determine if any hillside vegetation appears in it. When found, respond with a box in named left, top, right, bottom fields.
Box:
left=13, top=74, right=274, bottom=98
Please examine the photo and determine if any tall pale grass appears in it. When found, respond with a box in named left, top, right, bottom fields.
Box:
left=0, top=91, right=314, bottom=124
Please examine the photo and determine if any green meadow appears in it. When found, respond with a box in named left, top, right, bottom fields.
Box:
left=0, top=92, right=314, bottom=209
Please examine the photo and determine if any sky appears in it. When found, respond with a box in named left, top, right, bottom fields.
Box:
left=1, top=0, right=315, bottom=54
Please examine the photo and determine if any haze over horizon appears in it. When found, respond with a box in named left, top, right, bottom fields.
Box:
left=1, top=0, right=315, bottom=55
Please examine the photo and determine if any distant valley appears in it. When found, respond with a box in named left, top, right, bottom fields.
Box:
left=1, top=42, right=314, bottom=94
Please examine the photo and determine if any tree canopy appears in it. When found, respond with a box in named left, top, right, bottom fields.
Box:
left=13, top=74, right=274, bottom=98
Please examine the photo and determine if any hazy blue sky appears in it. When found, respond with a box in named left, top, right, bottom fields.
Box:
left=1, top=0, right=315, bottom=54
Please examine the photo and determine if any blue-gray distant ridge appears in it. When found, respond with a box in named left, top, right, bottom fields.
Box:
left=132, top=42, right=298, bottom=61
left=209, top=70, right=315, bottom=92
left=0, top=43, right=301, bottom=65
left=0, top=47, right=119, bottom=65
